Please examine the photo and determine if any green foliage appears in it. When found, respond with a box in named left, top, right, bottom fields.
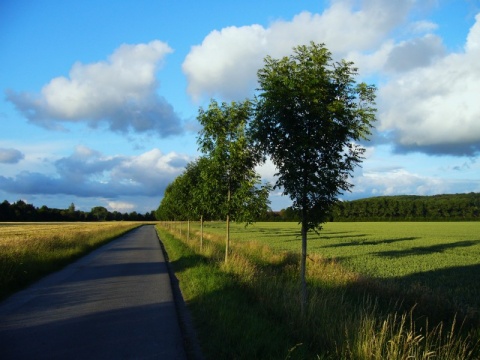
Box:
left=0, top=199, right=155, bottom=221
left=156, top=99, right=272, bottom=262
left=252, top=42, right=376, bottom=232
left=194, top=99, right=272, bottom=261
left=90, top=206, right=109, bottom=221
left=197, top=99, right=270, bottom=223
left=333, top=193, right=480, bottom=221
left=252, top=41, right=376, bottom=309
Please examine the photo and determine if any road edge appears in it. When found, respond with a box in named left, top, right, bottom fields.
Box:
left=156, top=230, right=205, bottom=360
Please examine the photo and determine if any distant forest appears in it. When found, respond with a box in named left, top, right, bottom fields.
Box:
left=4, top=193, right=479, bottom=223
left=0, top=200, right=156, bottom=222
left=264, top=193, right=480, bottom=222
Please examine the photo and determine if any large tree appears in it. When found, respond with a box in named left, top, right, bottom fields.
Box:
left=251, top=42, right=376, bottom=311
left=197, top=99, right=271, bottom=262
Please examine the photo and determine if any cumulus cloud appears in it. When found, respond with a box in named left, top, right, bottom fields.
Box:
left=384, top=34, right=445, bottom=73
left=0, top=146, right=190, bottom=198
left=378, top=13, right=480, bottom=156
left=183, top=0, right=415, bottom=100
left=355, top=168, right=448, bottom=196
left=182, top=1, right=480, bottom=158
left=0, top=148, right=24, bottom=164
left=6, top=40, right=183, bottom=137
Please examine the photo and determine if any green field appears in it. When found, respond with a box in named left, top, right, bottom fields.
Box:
left=186, top=221, right=480, bottom=312
left=160, top=221, right=480, bottom=359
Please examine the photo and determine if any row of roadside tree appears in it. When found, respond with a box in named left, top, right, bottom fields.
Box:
left=155, top=42, right=377, bottom=311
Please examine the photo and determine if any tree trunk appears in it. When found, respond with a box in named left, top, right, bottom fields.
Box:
left=226, top=213, right=230, bottom=263
left=187, top=219, right=190, bottom=241
left=225, top=188, right=231, bottom=263
left=200, top=215, right=204, bottom=251
left=301, top=216, right=307, bottom=316
left=300, top=185, right=308, bottom=316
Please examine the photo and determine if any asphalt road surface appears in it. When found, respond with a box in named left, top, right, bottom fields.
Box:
left=0, top=225, right=187, bottom=359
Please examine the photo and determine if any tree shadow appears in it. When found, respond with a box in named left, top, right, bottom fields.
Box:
left=322, top=237, right=419, bottom=248
left=359, top=263, right=480, bottom=328
left=315, top=233, right=370, bottom=240
left=375, top=240, right=480, bottom=258
left=282, top=233, right=368, bottom=242
left=0, top=302, right=185, bottom=359
left=170, top=254, right=209, bottom=273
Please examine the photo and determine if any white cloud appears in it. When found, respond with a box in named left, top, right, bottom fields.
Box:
left=0, top=146, right=191, bottom=199
left=183, top=25, right=268, bottom=101
left=354, top=168, right=448, bottom=196
left=183, top=1, right=416, bottom=101
left=255, top=157, right=278, bottom=184
left=112, top=148, right=190, bottom=188
left=107, top=201, right=136, bottom=212
left=6, top=40, right=183, bottom=137
left=378, top=13, right=480, bottom=155
left=466, top=13, right=480, bottom=52
left=408, top=20, right=439, bottom=34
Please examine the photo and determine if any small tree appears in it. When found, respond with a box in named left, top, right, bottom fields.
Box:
left=174, top=158, right=218, bottom=242
left=197, top=99, right=270, bottom=262
left=90, top=206, right=109, bottom=221
left=187, top=157, right=221, bottom=249
left=252, top=42, right=376, bottom=312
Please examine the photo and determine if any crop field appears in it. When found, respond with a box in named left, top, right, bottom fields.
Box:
left=0, top=222, right=145, bottom=299
left=186, top=221, right=480, bottom=312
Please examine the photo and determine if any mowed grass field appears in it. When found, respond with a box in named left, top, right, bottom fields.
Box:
left=0, top=222, right=146, bottom=300
left=187, top=221, right=480, bottom=314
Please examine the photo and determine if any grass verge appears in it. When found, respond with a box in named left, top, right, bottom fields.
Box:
left=156, top=225, right=304, bottom=359
left=157, top=222, right=480, bottom=359
left=0, top=222, right=145, bottom=300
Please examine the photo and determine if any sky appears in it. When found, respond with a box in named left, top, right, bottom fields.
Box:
left=1, top=0, right=480, bottom=214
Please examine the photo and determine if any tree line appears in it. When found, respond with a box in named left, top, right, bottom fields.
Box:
left=332, top=193, right=480, bottom=221
left=155, top=42, right=376, bottom=311
left=260, top=193, right=480, bottom=222
left=0, top=200, right=156, bottom=222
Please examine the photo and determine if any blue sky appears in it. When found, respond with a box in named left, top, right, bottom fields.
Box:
left=1, top=0, right=480, bottom=213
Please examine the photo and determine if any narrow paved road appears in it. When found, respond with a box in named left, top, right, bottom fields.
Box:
left=0, top=225, right=187, bottom=359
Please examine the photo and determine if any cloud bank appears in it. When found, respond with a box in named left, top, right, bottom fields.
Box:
left=0, top=146, right=190, bottom=199
left=6, top=40, right=183, bottom=137
left=183, top=1, right=480, bottom=157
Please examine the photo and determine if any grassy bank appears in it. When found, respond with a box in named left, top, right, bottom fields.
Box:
left=157, top=222, right=479, bottom=359
left=0, top=222, right=145, bottom=300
